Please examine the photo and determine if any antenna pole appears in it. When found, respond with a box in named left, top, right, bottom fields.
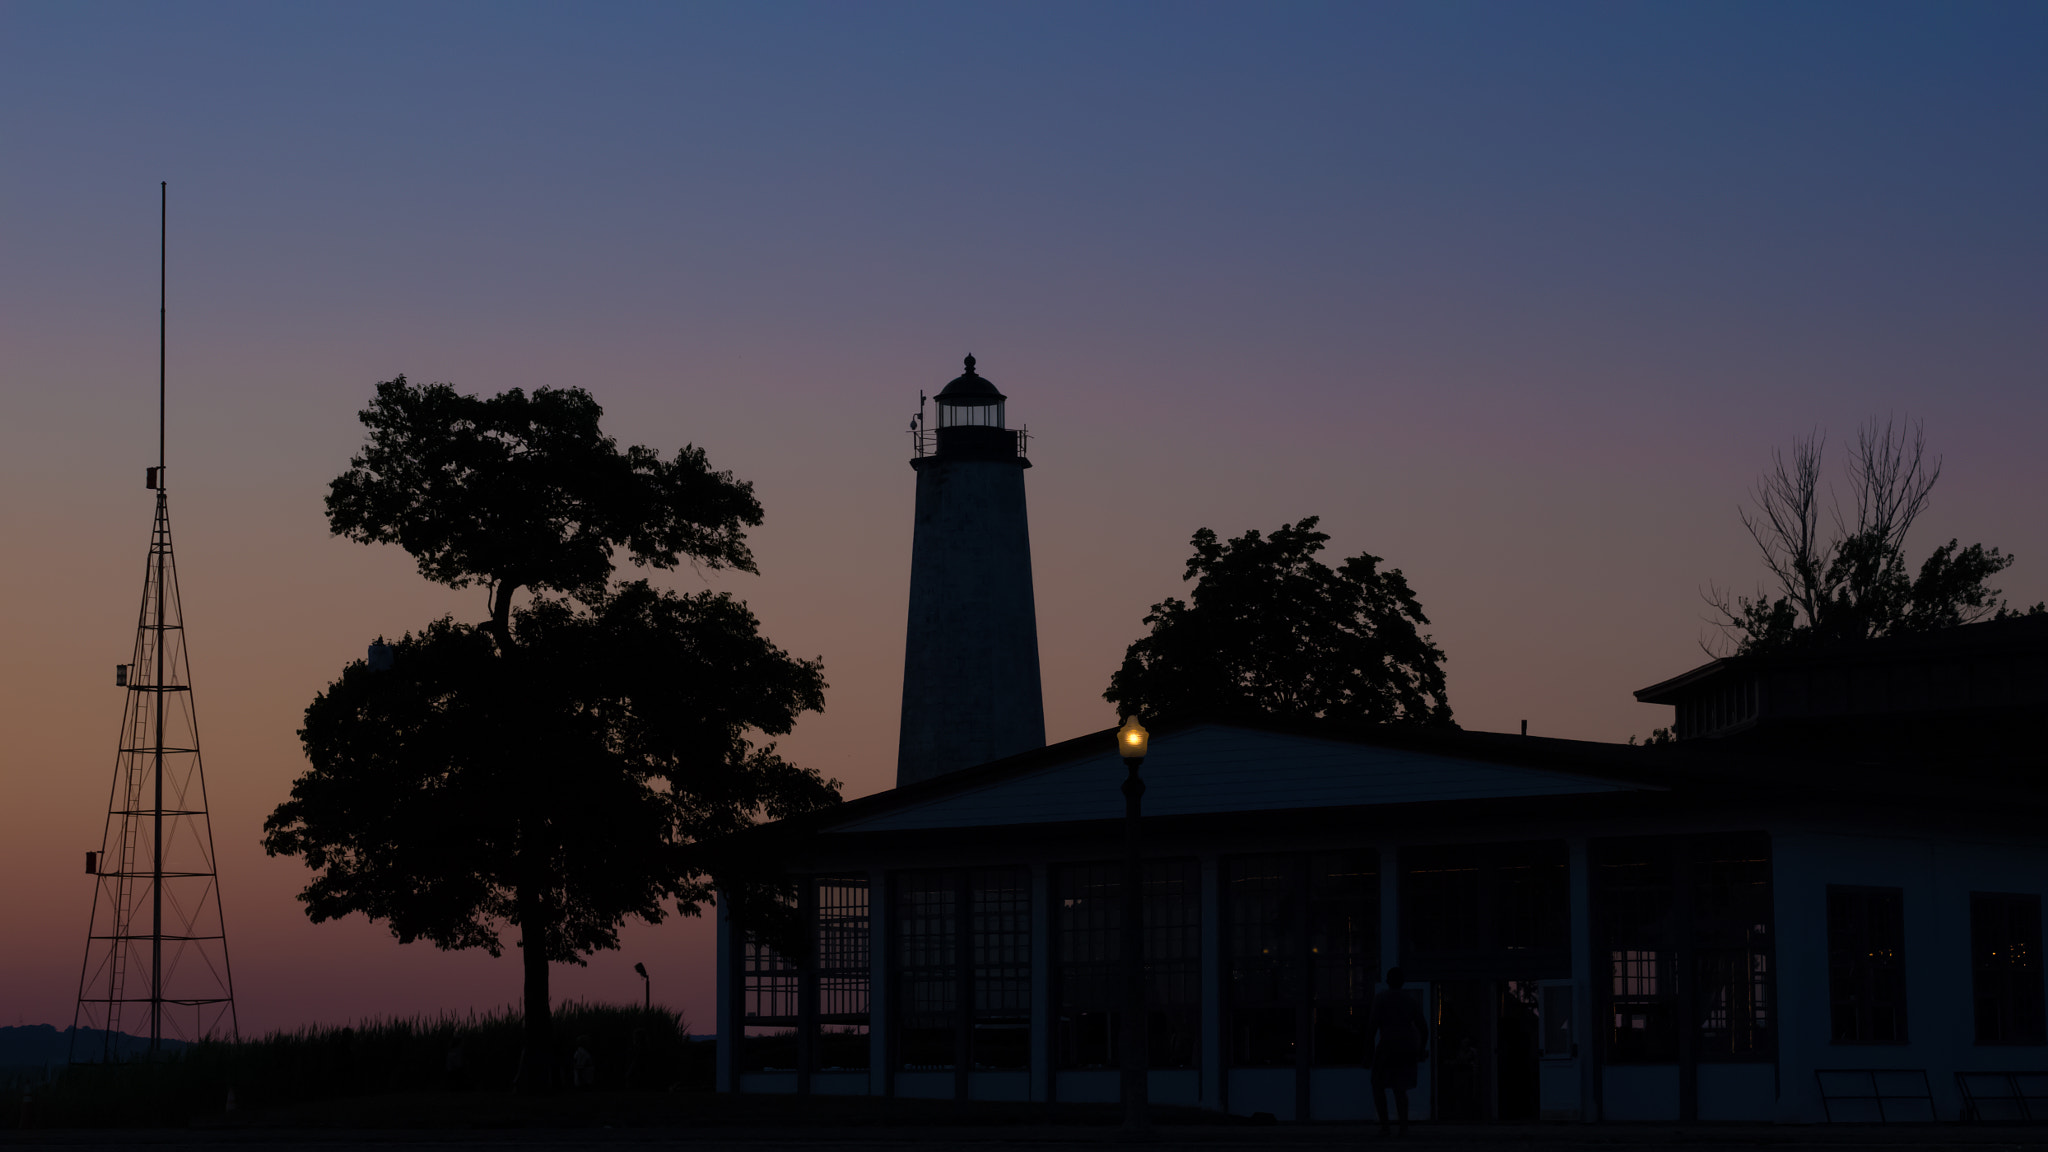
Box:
left=159, top=182, right=166, bottom=475
left=150, top=180, right=166, bottom=1053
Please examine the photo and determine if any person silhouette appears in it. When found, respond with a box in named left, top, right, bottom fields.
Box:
left=572, top=1035, right=597, bottom=1089
left=1367, top=967, right=1428, bottom=1137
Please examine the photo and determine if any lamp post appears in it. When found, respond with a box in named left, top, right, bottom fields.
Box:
left=634, top=962, right=650, bottom=1012
left=1116, top=716, right=1151, bottom=1133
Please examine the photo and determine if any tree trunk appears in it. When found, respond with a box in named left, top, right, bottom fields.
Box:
left=512, top=882, right=553, bottom=1093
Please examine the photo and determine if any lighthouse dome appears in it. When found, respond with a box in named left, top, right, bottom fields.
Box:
left=935, top=355, right=1006, bottom=430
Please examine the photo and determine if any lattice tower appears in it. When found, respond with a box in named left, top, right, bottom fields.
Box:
left=71, top=183, right=237, bottom=1060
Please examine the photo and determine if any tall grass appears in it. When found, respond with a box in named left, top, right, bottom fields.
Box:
left=16, top=1001, right=707, bottom=1128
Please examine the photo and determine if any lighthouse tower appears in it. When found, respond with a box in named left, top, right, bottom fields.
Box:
left=897, top=356, right=1047, bottom=786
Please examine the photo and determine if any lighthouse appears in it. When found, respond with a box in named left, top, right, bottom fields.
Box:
left=896, top=355, right=1047, bottom=786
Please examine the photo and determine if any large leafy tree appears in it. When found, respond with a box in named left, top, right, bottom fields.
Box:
left=1105, top=517, right=1453, bottom=728
left=263, top=377, right=837, bottom=1089
left=1709, top=419, right=2040, bottom=654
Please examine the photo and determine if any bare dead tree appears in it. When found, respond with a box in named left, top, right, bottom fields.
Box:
left=1738, top=431, right=1827, bottom=627
left=1703, top=416, right=1984, bottom=655
left=1842, top=416, right=1939, bottom=553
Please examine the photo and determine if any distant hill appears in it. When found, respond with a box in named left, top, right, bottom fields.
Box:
left=0, top=1024, right=188, bottom=1069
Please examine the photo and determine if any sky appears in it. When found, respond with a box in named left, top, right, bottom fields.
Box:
left=3, top=1, right=2043, bottom=1042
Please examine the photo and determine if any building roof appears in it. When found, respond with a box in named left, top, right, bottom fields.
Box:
left=1635, top=614, right=2048, bottom=705
left=722, top=714, right=2048, bottom=859
left=830, top=723, right=1643, bottom=832
left=934, top=354, right=1005, bottom=404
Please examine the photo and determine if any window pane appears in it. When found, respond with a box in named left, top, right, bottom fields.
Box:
left=816, top=876, right=871, bottom=1071
left=1309, top=850, right=1378, bottom=1065
left=1497, top=842, right=1569, bottom=955
left=971, top=867, right=1031, bottom=1070
left=741, top=931, right=798, bottom=1072
left=1228, top=855, right=1299, bottom=1067
left=1692, top=835, right=1772, bottom=1060
left=895, top=870, right=957, bottom=1069
left=1055, top=863, right=1118, bottom=1069
left=1973, top=892, right=2046, bottom=1045
left=1404, top=846, right=1482, bottom=954
left=1827, top=886, right=1907, bottom=1044
left=1147, top=859, right=1202, bottom=1068
left=1056, top=859, right=1200, bottom=1069
left=1594, top=838, right=1678, bottom=1063
left=1541, top=985, right=1574, bottom=1058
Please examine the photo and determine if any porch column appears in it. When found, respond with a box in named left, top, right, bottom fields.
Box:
left=869, top=867, right=891, bottom=1097
left=797, top=878, right=816, bottom=1096
left=716, top=895, right=735, bottom=1093
left=1570, top=836, right=1596, bottom=1121
left=1200, top=853, right=1222, bottom=1111
left=1031, top=862, right=1051, bottom=1102
left=1379, top=844, right=1400, bottom=972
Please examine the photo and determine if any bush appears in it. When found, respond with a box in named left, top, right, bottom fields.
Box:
left=13, top=1001, right=700, bottom=1128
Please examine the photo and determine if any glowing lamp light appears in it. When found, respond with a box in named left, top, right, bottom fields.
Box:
left=1117, top=716, right=1150, bottom=762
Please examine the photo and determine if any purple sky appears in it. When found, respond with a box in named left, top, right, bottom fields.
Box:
left=3, top=1, right=2042, bottom=1040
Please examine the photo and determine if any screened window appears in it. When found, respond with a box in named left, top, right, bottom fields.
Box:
left=1693, top=835, right=1772, bottom=1060
left=1594, top=839, right=1677, bottom=1063
left=1540, top=985, right=1575, bottom=1058
left=741, top=933, right=799, bottom=1072
left=1404, top=848, right=1482, bottom=955
left=971, top=868, right=1032, bottom=1070
left=1401, top=841, right=1568, bottom=977
left=1225, top=852, right=1381, bottom=1068
left=1054, top=859, right=1200, bottom=1069
left=1497, top=842, right=1570, bottom=955
left=1593, top=834, right=1775, bottom=1064
left=1828, top=886, right=1907, bottom=1044
left=1228, top=855, right=1301, bottom=1066
left=1972, top=893, right=2045, bottom=1045
left=1309, top=851, right=1380, bottom=1065
left=1147, top=859, right=1202, bottom=1067
left=891, top=867, right=1032, bottom=1071
left=894, top=870, right=958, bottom=1069
left=815, top=876, right=871, bottom=1071
left=1055, top=864, right=1119, bottom=1069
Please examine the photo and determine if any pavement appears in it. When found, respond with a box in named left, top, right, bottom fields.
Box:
left=8, top=1127, right=2048, bottom=1152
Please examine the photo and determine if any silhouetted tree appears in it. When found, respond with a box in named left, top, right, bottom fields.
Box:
left=1105, top=517, right=1453, bottom=728
left=1707, top=418, right=2041, bottom=654
left=263, top=377, right=837, bottom=1091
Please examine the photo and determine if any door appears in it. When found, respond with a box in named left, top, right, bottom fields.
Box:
left=1433, top=980, right=1490, bottom=1120
left=1496, top=982, right=1542, bottom=1121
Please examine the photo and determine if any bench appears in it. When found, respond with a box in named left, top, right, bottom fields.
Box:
left=1814, top=1068, right=1936, bottom=1122
left=1956, top=1071, right=2048, bottom=1123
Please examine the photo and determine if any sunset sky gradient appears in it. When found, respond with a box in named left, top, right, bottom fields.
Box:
left=3, top=1, right=2043, bottom=1040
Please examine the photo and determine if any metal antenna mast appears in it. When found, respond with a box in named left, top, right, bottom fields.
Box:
left=72, top=183, right=239, bottom=1061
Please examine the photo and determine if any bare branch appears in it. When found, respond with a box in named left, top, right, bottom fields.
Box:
left=1739, top=431, right=1825, bottom=627
left=1848, top=415, right=1940, bottom=551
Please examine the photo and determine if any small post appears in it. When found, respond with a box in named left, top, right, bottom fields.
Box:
left=634, top=962, right=650, bottom=1012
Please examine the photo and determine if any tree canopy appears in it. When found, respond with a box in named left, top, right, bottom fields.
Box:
left=1104, top=517, right=1453, bottom=728
left=1710, top=419, right=2041, bottom=654
left=325, top=376, right=764, bottom=642
left=266, top=377, right=836, bottom=1089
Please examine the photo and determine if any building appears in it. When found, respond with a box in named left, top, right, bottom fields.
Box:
left=713, top=362, right=2048, bottom=1122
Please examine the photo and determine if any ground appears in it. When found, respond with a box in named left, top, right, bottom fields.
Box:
left=9, top=1092, right=2048, bottom=1151
left=10, top=1124, right=2048, bottom=1151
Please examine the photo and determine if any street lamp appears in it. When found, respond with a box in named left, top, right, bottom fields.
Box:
left=634, top=962, right=650, bottom=1012
left=1116, top=716, right=1151, bottom=1133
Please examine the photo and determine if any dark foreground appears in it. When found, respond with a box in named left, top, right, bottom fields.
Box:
left=8, top=1126, right=2048, bottom=1152
left=7, top=1094, right=2048, bottom=1152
